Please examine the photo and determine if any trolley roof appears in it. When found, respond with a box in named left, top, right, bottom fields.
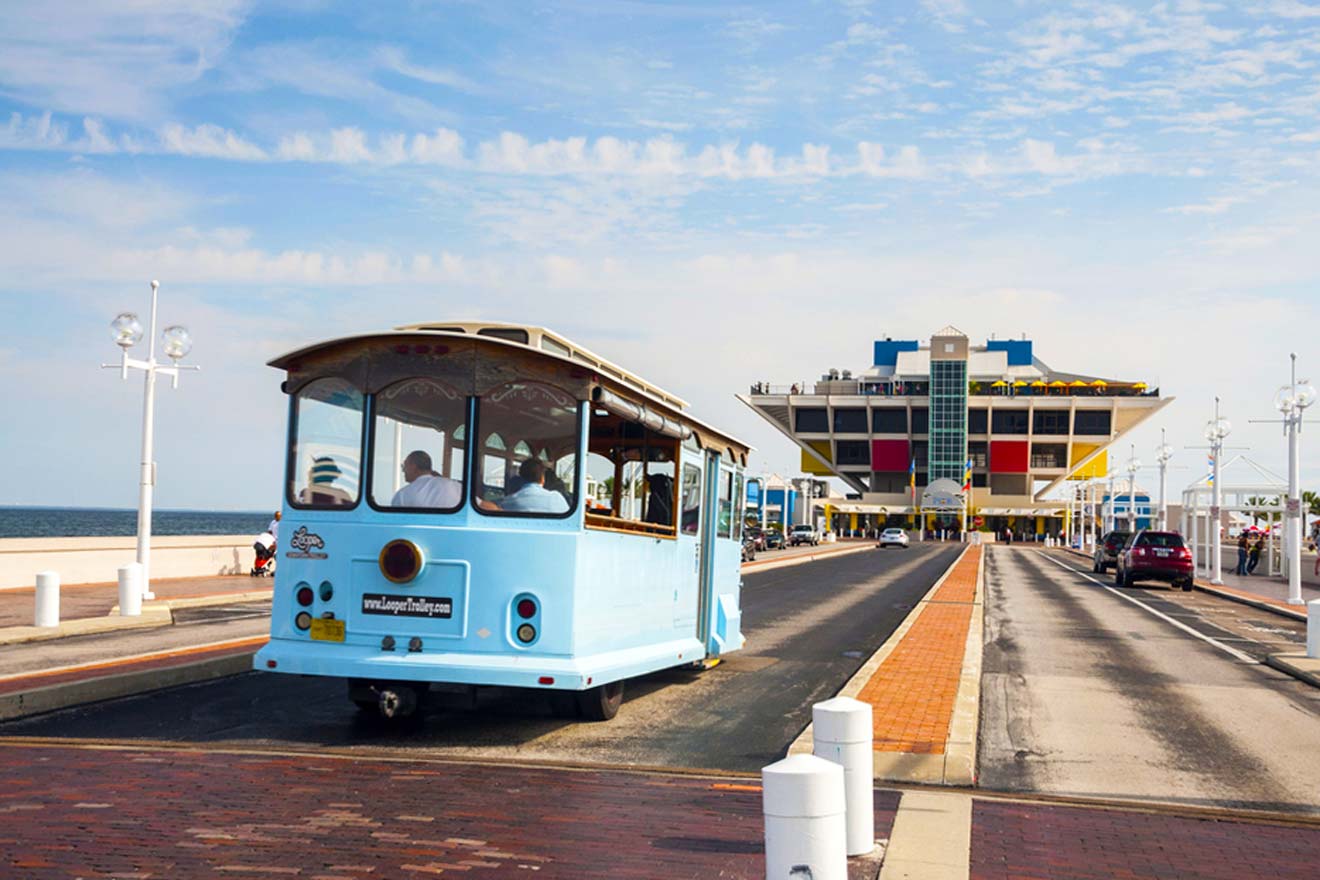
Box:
left=268, top=321, right=751, bottom=458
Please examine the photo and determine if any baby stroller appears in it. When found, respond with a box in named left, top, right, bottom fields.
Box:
left=251, top=531, right=276, bottom=577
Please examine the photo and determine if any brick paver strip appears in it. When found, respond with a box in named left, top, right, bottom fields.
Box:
left=0, top=744, right=900, bottom=879
left=855, top=546, right=980, bottom=754
left=971, top=798, right=1320, bottom=880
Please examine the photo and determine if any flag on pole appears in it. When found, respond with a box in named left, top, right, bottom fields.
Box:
left=962, top=457, right=973, bottom=493
left=909, top=457, right=916, bottom=492
left=1206, top=454, right=1215, bottom=484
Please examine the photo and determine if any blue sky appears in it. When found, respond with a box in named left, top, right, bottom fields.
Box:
left=3, top=0, right=1320, bottom=510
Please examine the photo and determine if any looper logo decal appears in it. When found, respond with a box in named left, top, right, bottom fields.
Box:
left=285, top=526, right=328, bottom=559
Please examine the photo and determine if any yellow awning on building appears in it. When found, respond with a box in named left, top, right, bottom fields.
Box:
left=1049, top=380, right=1067, bottom=387
left=991, top=380, right=1009, bottom=387
left=1069, top=380, right=1088, bottom=387
left=1091, top=379, right=1108, bottom=387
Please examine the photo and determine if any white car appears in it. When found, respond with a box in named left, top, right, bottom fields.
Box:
left=878, top=528, right=910, bottom=548
left=788, top=524, right=820, bottom=546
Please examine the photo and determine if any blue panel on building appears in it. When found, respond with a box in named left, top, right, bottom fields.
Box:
left=873, top=339, right=919, bottom=366
left=987, top=339, right=1033, bottom=366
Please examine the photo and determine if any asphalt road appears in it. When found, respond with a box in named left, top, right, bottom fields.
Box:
left=0, top=543, right=960, bottom=773
left=979, top=545, right=1320, bottom=814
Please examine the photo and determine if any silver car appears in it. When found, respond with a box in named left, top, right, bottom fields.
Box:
left=879, top=528, right=910, bottom=548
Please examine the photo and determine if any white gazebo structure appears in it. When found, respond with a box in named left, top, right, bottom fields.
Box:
left=1179, top=455, right=1287, bottom=580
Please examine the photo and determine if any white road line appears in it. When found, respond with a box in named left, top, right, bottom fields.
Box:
left=1034, top=552, right=1259, bottom=665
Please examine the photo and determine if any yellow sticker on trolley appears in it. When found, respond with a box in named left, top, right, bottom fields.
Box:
left=310, top=618, right=345, bottom=642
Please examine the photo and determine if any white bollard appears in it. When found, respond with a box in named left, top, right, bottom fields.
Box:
left=1308, top=599, right=1320, bottom=659
left=812, top=697, right=874, bottom=856
left=762, top=754, right=847, bottom=880
left=34, top=571, right=60, bottom=628
left=118, top=563, right=143, bottom=617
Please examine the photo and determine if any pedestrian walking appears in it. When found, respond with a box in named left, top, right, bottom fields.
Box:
left=1234, top=532, right=1248, bottom=576
left=1246, top=536, right=1262, bottom=575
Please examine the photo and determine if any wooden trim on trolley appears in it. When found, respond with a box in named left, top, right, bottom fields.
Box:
left=584, top=514, right=678, bottom=540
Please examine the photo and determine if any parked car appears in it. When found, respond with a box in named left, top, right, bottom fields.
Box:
left=763, top=530, right=785, bottom=550
left=741, top=533, right=757, bottom=562
left=878, top=528, right=910, bottom=549
left=1114, top=530, right=1193, bottom=590
left=788, top=524, right=819, bottom=547
left=1092, top=530, right=1131, bottom=572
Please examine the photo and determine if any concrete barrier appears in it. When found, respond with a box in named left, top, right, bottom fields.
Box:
left=0, top=535, right=253, bottom=591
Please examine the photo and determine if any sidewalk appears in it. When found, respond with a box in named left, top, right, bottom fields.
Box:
left=792, top=544, right=984, bottom=786
left=0, top=574, right=270, bottom=629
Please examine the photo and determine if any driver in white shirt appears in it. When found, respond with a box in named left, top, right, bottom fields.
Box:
left=391, top=450, right=462, bottom=509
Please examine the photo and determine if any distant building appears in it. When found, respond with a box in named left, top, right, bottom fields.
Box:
left=740, top=327, right=1171, bottom=535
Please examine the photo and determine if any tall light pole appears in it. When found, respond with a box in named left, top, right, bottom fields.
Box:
left=1156, top=431, right=1174, bottom=531
left=1204, top=399, right=1232, bottom=586
left=1105, top=470, right=1116, bottom=534
left=1274, top=353, right=1316, bottom=606
left=103, top=281, right=199, bottom=600
left=1126, top=444, right=1142, bottom=532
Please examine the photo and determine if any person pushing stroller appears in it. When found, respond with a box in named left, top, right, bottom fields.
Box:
left=251, top=511, right=280, bottom=577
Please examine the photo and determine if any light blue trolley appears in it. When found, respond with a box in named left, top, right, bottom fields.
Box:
left=254, top=322, right=750, bottom=720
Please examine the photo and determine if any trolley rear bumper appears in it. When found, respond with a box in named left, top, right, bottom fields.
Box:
left=253, top=636, right=708, bottom=691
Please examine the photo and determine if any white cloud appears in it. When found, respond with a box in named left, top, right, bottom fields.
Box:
left=0, top=1, right=249, bottom=121
left=159, top=123, right=267, bottom=161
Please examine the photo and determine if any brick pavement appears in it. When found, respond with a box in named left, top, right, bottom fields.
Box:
left=0, top=576, right=270, bottom=628
left=0, top=744, right=900, bottom=880
left=855, top=545, right=981, bottom=754
left=971, top=798, right=1320, bottom=880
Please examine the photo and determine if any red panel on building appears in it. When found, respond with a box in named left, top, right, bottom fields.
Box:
left=870, top=439, right=910, bottom=472
left=990, top=440, right=1029, bottom=473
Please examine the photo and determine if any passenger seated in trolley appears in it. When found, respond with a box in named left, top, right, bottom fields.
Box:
left=391, top=450, right=461, bottom=508
left=497, top=459, right=569, bottom=514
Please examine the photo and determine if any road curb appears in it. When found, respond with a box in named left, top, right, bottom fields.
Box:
left=0, top=608, right=173, bottom=646
left=0, top=650, right=258, bottom=722
left=788, top=543, right=982, bottom=787
left=1265, top=652, right=1320, bottom=690
left=740, top=542, right=876, bottom=574
left=1192, top=582, right=1307, bottom=622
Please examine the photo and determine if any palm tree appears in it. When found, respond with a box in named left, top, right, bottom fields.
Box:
left=1304, top=490, right=1320, bottom=519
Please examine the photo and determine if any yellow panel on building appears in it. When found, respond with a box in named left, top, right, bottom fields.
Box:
left=1070, top=443, right=1107, bottom=479
left=801, top=441, right=833, bottom=475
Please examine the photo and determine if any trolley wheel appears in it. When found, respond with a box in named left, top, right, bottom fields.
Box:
left=576, top=680, right=624, bottom=721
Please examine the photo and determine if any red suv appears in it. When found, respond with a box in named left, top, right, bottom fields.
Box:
left=1114, top=530, right=1193, bottom=590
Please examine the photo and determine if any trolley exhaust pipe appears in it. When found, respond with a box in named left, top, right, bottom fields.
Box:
left=378, top=686, right=418, bottom=719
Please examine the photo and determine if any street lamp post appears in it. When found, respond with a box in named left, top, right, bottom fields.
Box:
left=1126, top=444, right=1142, bottom=532
left=103, top=281, right=199, bottom=600
left=1204, top=399, right=1232, bottom=586
left=1106, top=471, right=1116, bottom=534
left=1274, top=353, right=1316, bottom=606
left=1156, top=431, right=1174, bottom=531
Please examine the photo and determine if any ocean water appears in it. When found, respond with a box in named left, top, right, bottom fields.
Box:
left=0, top=507, right=273, bottom=539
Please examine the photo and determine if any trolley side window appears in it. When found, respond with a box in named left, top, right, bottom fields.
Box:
left=288, top=378, right=364, bottom=509
left=473, top=381, right=580, bottom=518
left=369, top=378, right=468, bottom=512
left=716, top=468, right=734, bottom=538
left=584, top=410, right=679, bottom=538
left=732, top=472, right=745, bottom=540
left=681, top=463, right=702, bottom=535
